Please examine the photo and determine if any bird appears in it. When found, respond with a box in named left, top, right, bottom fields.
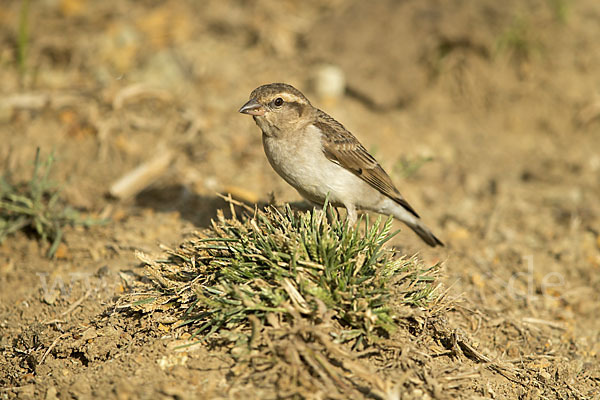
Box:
left=238, top=83, right=443, bottom=247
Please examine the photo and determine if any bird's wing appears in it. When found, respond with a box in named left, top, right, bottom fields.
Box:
left=315, top=110, right=419, bottom=218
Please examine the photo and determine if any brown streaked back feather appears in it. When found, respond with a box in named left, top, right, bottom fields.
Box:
left=315, top=110, right=420, bottom=218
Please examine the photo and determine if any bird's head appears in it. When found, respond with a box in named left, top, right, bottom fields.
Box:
left=239, top=83, right=314, bottom=136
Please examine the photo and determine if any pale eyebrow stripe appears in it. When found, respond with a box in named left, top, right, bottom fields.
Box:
left=278, top=93, right=303, bottom=103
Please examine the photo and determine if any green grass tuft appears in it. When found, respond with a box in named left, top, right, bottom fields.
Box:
left=132, top=201, right=441, bottom=347
left=547, top=0, right=569, bottom=23
left=0, top=148, right=105, bottom=257
left=17, top=0, right=30, bottom=81
left=496, top=16, right=541, bottom=63
left=394, top=155, right=434, bottom=180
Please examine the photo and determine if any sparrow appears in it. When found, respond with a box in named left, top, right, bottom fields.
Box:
left=239, top=83, right=443, bottom=247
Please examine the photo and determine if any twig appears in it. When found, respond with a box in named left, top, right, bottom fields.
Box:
left=108, top=150, right=173, bottom=199
left=216, top=192, right=255, bottom=212
left=441, top=371, right=482, bottom=381
left=112, top=84, right=172, bottom=109
left=522, top=317, right=566, bottom=330
left=60, top=290, right=91, bottom=316
left=40, top=333, right=69, bottom=364
left=43, top=319, right=66, bottom=325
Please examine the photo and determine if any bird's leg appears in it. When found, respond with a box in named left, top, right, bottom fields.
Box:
left=325, top=205, right=350, bottom=225
left=344, top=204, right=358, bottom=226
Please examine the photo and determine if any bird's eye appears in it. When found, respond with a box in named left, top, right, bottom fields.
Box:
left=273, top=97, right=284, bottom=107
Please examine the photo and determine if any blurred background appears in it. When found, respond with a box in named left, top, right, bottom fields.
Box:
left=1, top=0, right=599, bottom=397
left=2, top=0, right=598, bottom=255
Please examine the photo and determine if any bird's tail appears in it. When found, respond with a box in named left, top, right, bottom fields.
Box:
left=381, top=198, right=444, bottom=247
left=405, top=219, right=444, bottom=247
left=388, top=202, right=444, bottom=247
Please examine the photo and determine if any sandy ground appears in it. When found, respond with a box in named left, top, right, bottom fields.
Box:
left=1, top=0, right=599, bottom=398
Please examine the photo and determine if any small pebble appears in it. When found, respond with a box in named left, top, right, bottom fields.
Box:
left=313, top=64, right=346, bottom=101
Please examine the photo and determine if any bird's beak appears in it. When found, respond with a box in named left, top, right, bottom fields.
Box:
left=238, top=99, right=265, bottom=116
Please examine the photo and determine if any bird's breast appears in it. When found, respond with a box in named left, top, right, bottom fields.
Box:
left=262, top=129, right=323, bottom=187
left=261, top=125, right=365, bottom=204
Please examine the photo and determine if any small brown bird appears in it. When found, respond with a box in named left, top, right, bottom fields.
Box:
left=239, top=83, right=443, bottom=247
